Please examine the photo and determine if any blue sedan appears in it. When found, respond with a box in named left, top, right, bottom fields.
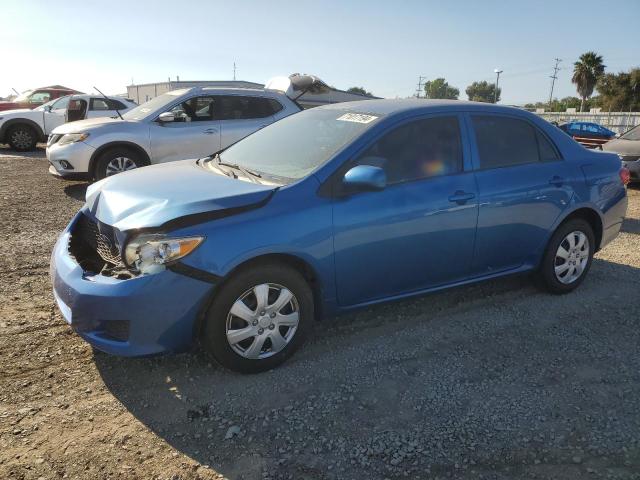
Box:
left=51, top=100, right=629, bottom=372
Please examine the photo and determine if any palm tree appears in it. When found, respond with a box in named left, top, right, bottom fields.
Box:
left=572, top=52, right=605, bottom=112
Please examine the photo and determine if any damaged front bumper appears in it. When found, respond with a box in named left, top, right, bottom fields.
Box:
left=50, top=213, right=215, bottom=356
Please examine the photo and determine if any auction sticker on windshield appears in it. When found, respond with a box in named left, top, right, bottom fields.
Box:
left=337, top=113, right=378, bottom=124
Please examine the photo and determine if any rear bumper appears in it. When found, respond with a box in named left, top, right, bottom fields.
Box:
left=50, top=216, right=215, bottom=356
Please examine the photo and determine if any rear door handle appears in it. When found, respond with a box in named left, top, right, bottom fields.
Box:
left=549, top=175, right=564, bottom=186
left=203, top=128, right=218, bottom=135
left=448, top=191, right=476, bottom=204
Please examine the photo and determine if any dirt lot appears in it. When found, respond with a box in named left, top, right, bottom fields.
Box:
left=0, top=148, right=639, bottom=480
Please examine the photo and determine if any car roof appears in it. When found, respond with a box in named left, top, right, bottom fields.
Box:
left=315, top=98, right=527, bottom=116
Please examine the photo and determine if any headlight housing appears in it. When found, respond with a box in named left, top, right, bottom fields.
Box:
left=58, top=132, right=89, bottom=146
left=124, top=234, right=204, bottom=274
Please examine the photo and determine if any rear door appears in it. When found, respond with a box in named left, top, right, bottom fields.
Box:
left=217, top=95, right=281, bottom=149
left=467, top=113, right=576, bottom=275
left=149, top=95, right=221, bottom=163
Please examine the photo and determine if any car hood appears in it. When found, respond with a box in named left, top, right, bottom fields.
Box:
left=602, top=138, right=640, bottom=156
left=0, top=108, right=37, bottom=118
left=52, top=116, right=128, bottom=134
left=85, top=159, right=276, bottom=231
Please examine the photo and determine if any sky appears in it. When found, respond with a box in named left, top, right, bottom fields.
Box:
left=1, top=0, right=638, bottom=105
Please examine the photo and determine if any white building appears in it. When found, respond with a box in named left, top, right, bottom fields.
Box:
left=126, top=80, right=376, bottom=108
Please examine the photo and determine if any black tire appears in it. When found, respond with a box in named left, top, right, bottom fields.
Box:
left=202, top=263, right=314, bottom=373
left=93, top=147, right=144, bottom=181
left=536, top=218, right=595, bottom=294
left=7, top=124, right=38, bottom=151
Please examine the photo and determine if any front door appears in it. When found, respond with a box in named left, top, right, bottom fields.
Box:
left=150, top=95, right=221, bottom=163
left=332, top=114, right=479, bottom=306
left=468, top=114, right=575, bottom=275
left=43, top=96, right=71, bottom=134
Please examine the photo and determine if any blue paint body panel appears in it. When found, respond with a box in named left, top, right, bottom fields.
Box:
left=50, top=99, right=628, bottom=356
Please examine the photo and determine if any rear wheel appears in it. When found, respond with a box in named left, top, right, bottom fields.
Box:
left=536, top=218, right=595, bottom=294
left=7, top=124, right=38, bottom=151
left=202, top=263, right=313, bottom=373
left=94, top=147, right=144, bottom=180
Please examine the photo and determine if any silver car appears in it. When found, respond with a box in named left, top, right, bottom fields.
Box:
left=47, top=76, right=327, bottom=180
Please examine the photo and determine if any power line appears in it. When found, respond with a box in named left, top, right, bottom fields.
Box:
left=548, top=58, right=562, bottom=105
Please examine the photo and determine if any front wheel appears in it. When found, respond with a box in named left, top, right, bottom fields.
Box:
left=94, top=147, right=144, bottom=180
left=536, top=218, right=595, bottom=294
left=7, top=124, right=37, bottom=151
left=202, top=263, right=313, bottom=373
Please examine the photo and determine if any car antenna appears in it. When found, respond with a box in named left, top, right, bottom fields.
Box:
left=93, top=86, right=124, bottom=120
left=11, top=88, right=20, bottom=96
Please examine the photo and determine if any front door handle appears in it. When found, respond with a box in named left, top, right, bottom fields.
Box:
left=549, top=175, right=564, bottom=186
left=448, top=191, right=476, bottom=204
left=203, top=128, right=218, bottom=135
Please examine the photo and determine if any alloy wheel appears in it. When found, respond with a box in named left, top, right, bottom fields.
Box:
left=10, top=129, right=33, bottom=150
left=554, top=231, right=590, bottom=284
left=226, top=283, right=300, bottom=359
left=105, top=156, right=137, bottom=176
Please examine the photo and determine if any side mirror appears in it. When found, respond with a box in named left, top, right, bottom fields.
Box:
left=342, top=165, right=386, bottom=192
left=45, top=105, right=52, bottom=112
left=158, top=112, right=175, bottom=123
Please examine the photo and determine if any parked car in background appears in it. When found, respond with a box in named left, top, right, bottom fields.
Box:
left=603, top=124, right=640, bottom=183
left=0, top=85, right=81, bottom=112
left=51, top=100, right=629, bottom=372
left=0, top=94, right=136, bottom=151
left=558, top=121, right=616, bottom=149
left=47, top=74, right=330, bottom=180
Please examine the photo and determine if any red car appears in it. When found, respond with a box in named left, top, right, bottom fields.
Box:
left=0, top=85, right=82, bottom=112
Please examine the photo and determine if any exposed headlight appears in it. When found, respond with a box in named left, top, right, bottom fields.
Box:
left=58, top=132, right=89, bottom=146
left=124, top=234, right=204, bottom=274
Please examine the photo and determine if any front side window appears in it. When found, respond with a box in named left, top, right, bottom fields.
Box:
left=169, top=96, right=216, bottom=122
left=472, top=115, right=541, bottom=169
left=29, top=91, right=51, bottom=103
left=44, top=96, right=70, bottom=111
left=354, top=116, right=463, bottom=184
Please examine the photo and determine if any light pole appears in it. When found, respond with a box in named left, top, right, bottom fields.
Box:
left=494, top=68, right=503, bottom=103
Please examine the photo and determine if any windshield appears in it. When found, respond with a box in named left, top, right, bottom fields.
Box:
left=621, top=124, right=640, bottom=141
left=13, top=90, right=34, bottom=102
left=122, top=91, right=184, bottom=121
left=215, top=108, right=382, bottom=181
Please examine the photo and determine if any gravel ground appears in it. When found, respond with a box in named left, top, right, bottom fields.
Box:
left=1, top=148, right=639, bottom=480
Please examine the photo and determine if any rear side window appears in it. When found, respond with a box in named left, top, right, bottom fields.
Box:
left=90, top=98, right=128, bottom=111
left=472, top=115, right=558, bottom=169
left=355, top=116, right=463, bottom=184
left=215, top=96, right=280, bottom=120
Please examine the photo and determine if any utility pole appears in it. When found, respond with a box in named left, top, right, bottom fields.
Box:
left=548, top=58, right=562, bottom=107
left=415, top=76, right=427, bottom=98
left=233, top=62, right=236, bottom=81
left=494, top=69, right=503, bottom=103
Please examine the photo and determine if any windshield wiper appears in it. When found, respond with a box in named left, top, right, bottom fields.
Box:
left=214, top=154, right=263, bottom=183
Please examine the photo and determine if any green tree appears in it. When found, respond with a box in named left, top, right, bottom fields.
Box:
left=423, top=78, right=459, bottom=99
left=595, top=68, right=640, bottom=111
left=346, top=86, right=373, bottom=97
left=571, top=52, right=605, bottom=112
left=465, top=81, right=500, bottom=103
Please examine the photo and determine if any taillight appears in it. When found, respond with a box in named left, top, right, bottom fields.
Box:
left=620, top=166, right=630, bottom=186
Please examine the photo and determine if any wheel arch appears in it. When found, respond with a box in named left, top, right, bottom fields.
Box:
left=555, top=206, right=604, bottom=251
left=0, top=118, right=46, bottom=143
left=193, top=252, right=324, bottom=342
left=88, top=141, right=151, bottom=178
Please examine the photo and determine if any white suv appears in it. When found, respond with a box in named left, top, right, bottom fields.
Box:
left=0, top=94, right=136, bottom=151
left=47, top=75, right=328, bottom=180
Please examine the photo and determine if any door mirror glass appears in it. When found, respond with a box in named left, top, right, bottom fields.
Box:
left=158, top=111, right=175, bottom=123
left=343, top=165, right=386, bottom=192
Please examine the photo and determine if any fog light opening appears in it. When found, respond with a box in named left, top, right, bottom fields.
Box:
left=59, top=160, right=74, bottom=170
